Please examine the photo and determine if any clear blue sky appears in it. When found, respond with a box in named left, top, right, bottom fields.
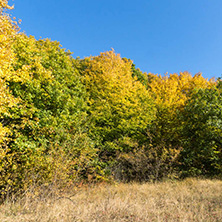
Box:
left=9, top=0, right=222, bottom=79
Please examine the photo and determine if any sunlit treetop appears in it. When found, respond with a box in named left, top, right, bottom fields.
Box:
left=147, top=71, right=215, bottom=109
left=81, top=50, right=156, bottom=148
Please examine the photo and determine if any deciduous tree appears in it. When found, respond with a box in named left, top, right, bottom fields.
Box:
left=179, top=81, right=222, bottom=176
left=80, top=50, right=156, bottom=163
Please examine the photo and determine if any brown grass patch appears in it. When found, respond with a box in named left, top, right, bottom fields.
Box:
left=0, top=178, right=222, bottom=221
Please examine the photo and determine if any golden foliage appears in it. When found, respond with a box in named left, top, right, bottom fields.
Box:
left=0, top=0, right=18, bottom=143
left=147, top=71, right=215, bottom=156
left=83, top=50, right=155, bottom=134
left=148, top=71, right=215, bottom=109
left=0, top=1, right=34, bottom=143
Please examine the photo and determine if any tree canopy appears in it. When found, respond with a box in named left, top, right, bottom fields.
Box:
left=0, top=0, right=221, bottom=200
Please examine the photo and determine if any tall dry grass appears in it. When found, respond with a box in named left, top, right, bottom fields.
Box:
left=0, top=178, right=222, bottom=221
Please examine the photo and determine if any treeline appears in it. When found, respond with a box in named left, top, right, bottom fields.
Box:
left=0, top=1, right=221, bottom=199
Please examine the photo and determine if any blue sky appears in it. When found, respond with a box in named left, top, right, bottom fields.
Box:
left=9, top=0, right=222, bottom=79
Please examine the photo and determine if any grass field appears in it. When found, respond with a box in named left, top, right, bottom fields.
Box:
left=0, top=178, right=222, bottom=221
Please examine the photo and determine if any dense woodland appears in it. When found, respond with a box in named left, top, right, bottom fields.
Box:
left=0, top=0, right=221, bottom=200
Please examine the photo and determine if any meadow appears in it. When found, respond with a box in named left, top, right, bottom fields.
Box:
left=1, top=178, right=222, bottom=222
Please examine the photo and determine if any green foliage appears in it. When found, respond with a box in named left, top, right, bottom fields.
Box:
left=0, top=34, right=101, bottom=197
left=131, top=63, right=149, bottom=87
left=179, top=85, right=222, bottom=177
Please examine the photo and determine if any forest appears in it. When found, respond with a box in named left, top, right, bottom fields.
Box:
left=0, top=0, right=222, bottom=201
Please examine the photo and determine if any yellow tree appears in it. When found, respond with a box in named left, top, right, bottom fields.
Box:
left=0, top=0, right=30, bottom=142
left=0, top=1, right=33, bottom=196
left=81, top=50, right=156, bottom=161
left=0, top=0, right=19, bottom=197
left=147, top=71, right=215, bottom=147
left=0, top=0, right=18, bottom=143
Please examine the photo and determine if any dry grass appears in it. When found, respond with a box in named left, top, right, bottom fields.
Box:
left=0, top=178, right=222, bottom=221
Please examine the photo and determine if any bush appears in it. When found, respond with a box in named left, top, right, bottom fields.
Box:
left=112, top=137, right=181, bottom=182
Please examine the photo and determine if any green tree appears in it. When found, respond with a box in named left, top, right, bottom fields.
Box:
left=1, top=34, right=98, bottom=197
left=179, top=82, right=222, bottom=177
